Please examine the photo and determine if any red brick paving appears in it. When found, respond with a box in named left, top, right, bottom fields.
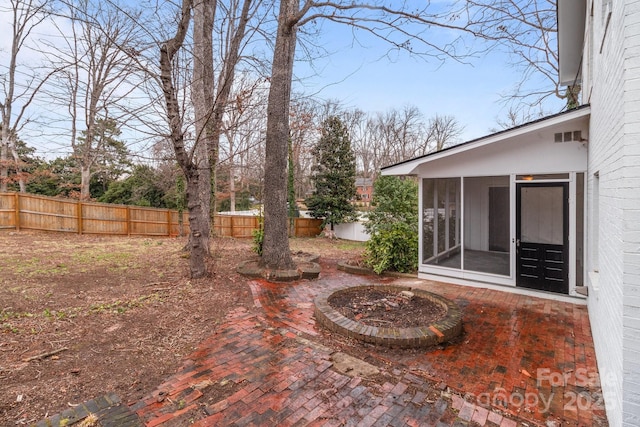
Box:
left=132, top=260, right=608, bottom=426
left=401, top=279, right=606, bottom=426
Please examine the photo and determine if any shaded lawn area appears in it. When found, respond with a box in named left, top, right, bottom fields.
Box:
left=0, top=230, right=364, bottom=425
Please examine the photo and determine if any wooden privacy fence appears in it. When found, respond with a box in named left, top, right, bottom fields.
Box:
left=0, top=192, right=190, bottom=236
left=214, top=215, right=323, bottom=238
left=0, top=192, right=323, bottom=238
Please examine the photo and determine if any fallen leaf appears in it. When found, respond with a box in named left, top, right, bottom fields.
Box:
left=193, top=379, right=214, bottom=390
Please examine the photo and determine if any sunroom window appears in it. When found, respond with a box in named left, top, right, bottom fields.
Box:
left=422, top=178, right=461, bottom=269
left=463, top=176, right=510, bottom=276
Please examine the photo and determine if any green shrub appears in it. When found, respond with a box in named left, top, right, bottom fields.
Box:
left=252, top=227, right=264, bottom=256
left=363, top=176, right=418, bottom=274
left=252, top=216, right=264, bottom=256
left=364, top=221, right=418, bottom=274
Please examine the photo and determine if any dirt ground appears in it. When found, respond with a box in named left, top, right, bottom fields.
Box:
left=0, top=230, right=365, bottom=425
left=329, top=288, right=447, bottom=328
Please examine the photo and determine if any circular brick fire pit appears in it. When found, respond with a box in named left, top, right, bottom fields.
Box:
left=314, top=284, right=462, bottom=349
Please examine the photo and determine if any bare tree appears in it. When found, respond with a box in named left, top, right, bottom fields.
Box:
left=0, top=0, right=53, bottom=192
left=341, top=107, right=371, bottom=179
left=377, top=105, right=425, bottom=164
left=347, top=106, right=427, bottom=177
left=240, top=125, right=266, bottom=202
left=289, top=97, right=320, bottom=199
left=362, top=113, right=389, bottom=178
left=425, top=114, right=464, bottom=153
left=461, top=0, right=573, bottom=113
left=302, top=103, right=464, bottom=193
left=219, top=75, right=268, bottom=211
left=191, top=0, right=215, bottom=247
left=207, top=0, right=261, bottom=219
left=159, top=0, right=210, bottom=278
left=48, top=0, right=142, bottom=200
left=261, top=0, right=300, bottom=269
left=261, top=1, right=477, bottom=270
left=491, top=105, right=547, bottom=132
left=106, top=0, right=269, bottom=278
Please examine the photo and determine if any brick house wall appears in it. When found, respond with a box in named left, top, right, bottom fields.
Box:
left=355, top=177, right=373, bottom=207
left=620, top=1, right=640, bottom=423
left=582, top=1, right=640, bottom=425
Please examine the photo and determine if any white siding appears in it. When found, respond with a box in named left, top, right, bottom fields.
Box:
left=587, top=0, right=640, bottom=425
left=411, top=119, right=589, bottom=178
left=382, top=109, right=590, bottom=177
left=333, top=221, right=369, bottom=242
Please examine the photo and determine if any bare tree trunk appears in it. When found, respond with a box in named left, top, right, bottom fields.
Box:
left=195, top=147, right=211, bottom=244
left=0, top=136, right=26, bottom=192
left=229, top=163, right=236, bottom=212
left=8, top=139, right=25, bottom=192
left=208, top=0, right=253, bottom=223
left=80, top=164, right=92, bottom=200
left=1, top=131, right=9, bottom=192
left=1, top=1, right=49, bottom=192
left=160, top=0, right=208, bottom=278
left=192, top=0, right=216, bottom=251
left=1, top=1, right=18, bottom=192
left=79, top=119, right=96, bottom=201
left=261, top=0, right=298, bottom=270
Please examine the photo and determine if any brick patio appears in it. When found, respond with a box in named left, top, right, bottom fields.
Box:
left=129, top=260, right=607, bottom=427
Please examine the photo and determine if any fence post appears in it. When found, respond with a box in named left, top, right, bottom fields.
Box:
left=14, top=192, right=20, bottom=231
left=77, top=201, right=83, bottom=235
left=126, top=206, right=131, bottom=236
left=166, top=209, right=171, bottom=236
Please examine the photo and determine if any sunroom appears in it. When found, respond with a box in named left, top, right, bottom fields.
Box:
left=381, top=106, right=590, bottom=297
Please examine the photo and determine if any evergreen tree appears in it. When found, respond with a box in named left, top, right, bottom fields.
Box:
left=76, top=118, right=132, bottom=199
left=6, top=137, right=40, bottom=192
left=26, top=156, right=81, bottom=197
left=99, top=165, right=167, bottom=208
left=305, top=116, right=357, bottom=231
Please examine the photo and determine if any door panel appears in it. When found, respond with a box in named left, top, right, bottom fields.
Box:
left=516, top=183, right=568, bottom=294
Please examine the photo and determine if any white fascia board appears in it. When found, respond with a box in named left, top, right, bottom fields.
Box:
left=558, top=0, right=587, bottom=86
left=380, top=161, right=420, bottom=176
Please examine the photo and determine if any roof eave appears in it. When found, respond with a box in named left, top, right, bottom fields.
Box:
left=557, top=0, right=587, bottom=86
left=381, top=105, right=591, bottom=176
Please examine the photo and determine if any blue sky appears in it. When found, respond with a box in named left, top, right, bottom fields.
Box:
left=1, top=3, right=566, bottom=156
left=293, top=18, right=565, bottom=142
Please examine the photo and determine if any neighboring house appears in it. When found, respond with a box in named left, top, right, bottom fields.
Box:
left=382, top=1, right=639, bottom=425
left=354, top=177, right=373, bottom=207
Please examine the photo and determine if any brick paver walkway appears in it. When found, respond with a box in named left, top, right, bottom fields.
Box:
left=129, top=261, right=607, bottom=427
left=34, top=393, right=141, bottom=427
